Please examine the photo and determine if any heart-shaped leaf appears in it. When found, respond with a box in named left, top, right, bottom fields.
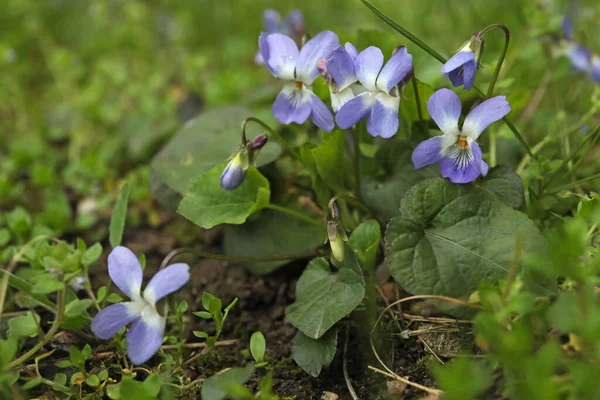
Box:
left=477, top=165, right=524, bottom=209
left=292, top=328, right=338, bottom=377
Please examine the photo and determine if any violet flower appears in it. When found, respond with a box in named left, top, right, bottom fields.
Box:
left=255, top=10, right=304, bottom=65
left=335, top=46, right=413, bottom=138
left=440, top=36, right=482, bottom=91
left=259, top=30, right=339, bottom=132
left=318, top=43, right=365, bottom=112
left=411, top=88, right=510, bottom=184
left=91, top=246, right=190, bottom=365
left=590, top=56, right=600, bottom=83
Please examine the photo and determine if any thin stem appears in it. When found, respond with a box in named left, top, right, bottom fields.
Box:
left=242, top=117, right=301, bottom=161
left=343, top=325, right=359, bottom=400
left=547, top=172, right=600, bottom=194
left=4, top=288, right=66, bottom=371
left=351, top=128, right=362, bottom=201
left=160, top=247, right=322, bottom=270
left=479, top=24, right=510, bottom=98
left=516, top=136, right=552, bottom=175
left=266, top=203, right=326, bottom=230
left=411, top=76, right=424, bottom=121
left=489, top=130, right=497, bottom=168
left=359, top=0, right=534, bottom=158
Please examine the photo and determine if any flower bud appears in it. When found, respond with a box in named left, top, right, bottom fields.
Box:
left=220, top=150, right=249, bottom=191
left=326, top=201, right=348, bottom=262
left=250, top=133, right=269, bottom=150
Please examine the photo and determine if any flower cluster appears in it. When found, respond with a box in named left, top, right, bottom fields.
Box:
left=91, top=246, right=190, bottom=365
left=559, top=15, right=600, bottom=84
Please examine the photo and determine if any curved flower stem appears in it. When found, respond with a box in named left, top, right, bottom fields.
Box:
left=265, top=203, right=326, bottom=230
left=351, top=128, right=362, bottom=201
left=160, top=247, right=324, bottom=270
left=478, top=24, right=510, bottom=98
left=411, top=77, right=424, bottom=121
left=359, top=0, right=534, bottom=158
left=4, top=288, right=66, bottom=371
left=242, top=117, right=301, bottom=161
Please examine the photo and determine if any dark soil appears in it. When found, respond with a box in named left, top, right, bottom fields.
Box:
left=85, top=213, right=437, bottom=400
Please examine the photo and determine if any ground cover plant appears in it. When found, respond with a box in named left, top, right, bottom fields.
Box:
left=2, top=0, right=600, bottom=399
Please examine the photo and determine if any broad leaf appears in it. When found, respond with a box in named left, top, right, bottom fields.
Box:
left=201, top=364, right=255, bottom=400
left=478, top=165, right=524, bottom=209
left=151, top=107, right=281, bottom=209
left=223, top=209, right=324, bottom=274
left=385, top=178, right=550, bottom=301
left=8, top=312, right=40, bottom=338
left=311, top=129, right=345, bottom=191
left=292, top=328, right=338, bottom=377
left=177, top=165, right=270, bottom=229
left=286, top=253, right=365, bottom=339
left=348, top=220, right=380, bottom=269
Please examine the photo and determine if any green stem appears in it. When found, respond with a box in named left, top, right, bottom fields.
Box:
left=547, top=172, right=600, bottom=194
left=360, top=0, right=534, bottom=158
left=243, top=117, right=301, bottom=161
left=4, top=288, right=66, bottom=371
left=516, top=136, right=552, bottom=175
left=479, top=24, right=510, bottom=98
left=351, top=128, right=362, bottom=201
left=266, top=204, right=326, bottom=230
left=489, top=130, right=497, bottom=168
left=411, top=76, right=424, bottom=121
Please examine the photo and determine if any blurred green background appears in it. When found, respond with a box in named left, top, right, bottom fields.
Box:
left=1, top=0, right=598, bottom=237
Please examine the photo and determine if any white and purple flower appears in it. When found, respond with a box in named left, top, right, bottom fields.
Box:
left=91, top=246, right=190, bottom=365
left=335, top=46, right=413, bottom=138
left=440, top=37, right=482, bottom=91
left=318, top=42, right=366, bottom=112
left=255, top=10, right=304, bottom=65
left=412, top=88, right=511, bottom=184
left=589, top=56, right=600, bottom=83
left=259, top=30, right=339, bottom=132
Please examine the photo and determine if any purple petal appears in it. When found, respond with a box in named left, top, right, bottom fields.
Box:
left=284, top=10, right=304, bottom=36
left=462, top=59, right=477, bottom=90
left=259, top=33, right=298, bottom=80
left=326, top=45, right=357, bottom=91
left=480, top=159, right=489, bottom=176
left=561, top=15, right=572, bottom=41
left=335, top=92, right=376, bottom=129
left=376, top=47, right=413, bottom=93
left=91, top=303, right=141, bottom=340
left=143, top=263, right=190, bottom=305
left=462, top=96, right=511, bottom=140
left=367, top=93, right=400, bottom=138
left=263, top=9, right=281, bottom=33
left=108, top=246, right=143, bottom=300
left=296, top=30, right=339, bottom=84
left=590, top=58, right=600, bottom=83
left=308, top=92, right=334, bottom=132
left=272, top=83, right=312, bottom=125
left=355, top=46, right=384, bottom=91
left=126, top=313, right=165, bottom=365
left=446, top=69, right=464, bottom=88
left=220, top=157, right=247, bottom=190
left=345, top=42, right=358, bottom=61
left=567, top=44, right=591, bottom=72
left=426, top=89, right=462, bottom=135
left=440, top=50, right=474, bottom=74
left=412, top=136, right=443, bottom=169
left=440, top=141, right=483, bottom=184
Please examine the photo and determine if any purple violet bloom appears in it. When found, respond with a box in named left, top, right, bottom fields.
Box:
left=561, top=14, right=573, bottom=41
left=91, top=246, right=190, bottom=365
left=318, top=42, right=366, bottom=112
left=335, top=46, right=413, bottom=138
left=590, top=56, right=600, bottom=83
left=440, top=38, right=481, bottom=91
left=259, top=30, right=339, bottom=132
left=564, top=42, right=591, bottom=72
left=255, top=10, right=305, bottom=65
left=412, top=88, right=511, bottom=184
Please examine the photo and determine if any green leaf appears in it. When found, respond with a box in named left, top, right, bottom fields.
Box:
left=22, top=377, right=43, bottom=390
left=223, top=209, right=324, bottom=274
left=65, top=299, right=93, bottom=318
left=477, top=165, right=524, bottom=209
left=142, top=374, right=162, bottom=397
left=202, top=292, right=217, bottom=311
left=86, top=375, right=100, bottom=387
left=151, top=106, right=281, bottom=209
left=250, top=331, right=266, bottom=363
left=54, top=373, right=67, bottom=386
left=8, top=312, right=40, bottom=338
left=193, top=311, right=212, bottom=319
left=360, top=139, right=438, bottom=221
left=0, top=337, right=18, bottom=368
left=292, top=328, right=338, bottom=378
left=82, top=243, right=103, bottom=267
left=385, top=178, right=551, bottom=301
left=105, top=293, right=123, bottom=303
left=109, top=182, right=130, bottom=248
left=6, top=207, right=32, bottom=239
left=0, top=229, right=11, bottom=247
left=286, top=254, right=365, bottom=339
left=31, top=274, right=65, bottom=294
left=0, top=269, right=56, bottom=313
left=433, top=358, right=492, bottom=400
left=201, top=364, right=255, bottom=400
left=193, top=331, right=209, bottom=339
left=311, top=129, right=345, bottom=191
left=69, top=347, right=84, bottom=366
left=177, top=165, right=270, bottom=229
left=348, top=220, right=380, bottom=269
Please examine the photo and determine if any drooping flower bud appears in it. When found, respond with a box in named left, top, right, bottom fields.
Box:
left=250, top=133, right=269, bottom=150
left=440, top=33, right=483, bottom=91
left=220, top=148, right=249, bottom=191
left=325, top=201, right=348, bottom=262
